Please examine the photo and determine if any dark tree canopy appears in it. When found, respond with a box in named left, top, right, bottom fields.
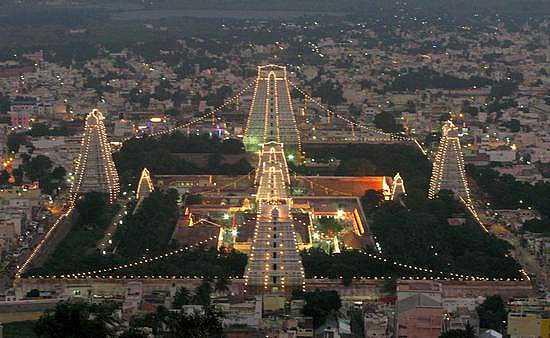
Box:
left=114, top=133, right=251, bottom=188
left=34, top=301, right=117, bottom=338
left=297, top=289, right=342, bottom=328
left=114, top=189, right=179, bottom=259
left=477, top=295, right=507, bottom=331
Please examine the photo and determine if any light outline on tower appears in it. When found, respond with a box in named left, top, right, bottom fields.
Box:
left=70, top=109, right=120, bottom=204
left=428, top=120, right=471, bottom=204
left=136, top=167, right=154, bottom=200
left=243, top=64, right=302, bottom=156
left=244, top=141, right=305, bottom=294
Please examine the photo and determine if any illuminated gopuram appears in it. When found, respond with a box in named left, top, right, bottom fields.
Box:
left=136, top=168, right=154, bottom=200
left=428, top=120, right=471, bottom=204
left=243, top=65, right=301, bottom=156
left=70, top=109, right=120, bottom=204
left=244, top=142, right=305, bottom=294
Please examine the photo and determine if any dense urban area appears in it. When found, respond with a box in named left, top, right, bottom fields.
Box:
left=0, top=0, right=549, bottom=337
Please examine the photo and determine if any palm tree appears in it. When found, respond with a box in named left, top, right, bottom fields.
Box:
left=152, top=306, right=170, bottom=335
left=34, top=301, right=116, bottom=338
left=162, top=306, right=224, bottom=338
left=193, top=281, right=212, bottom=306
left=172, top=287, right=191, bottom=309
left=214, top=276, right=231, bottom=295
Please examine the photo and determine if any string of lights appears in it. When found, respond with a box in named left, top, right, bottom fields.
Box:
left=146, top=80, right=257, bottom=139
left=28, top=233, right=219, bottom=280
left=136, top=168, right=154, bottom=200
left=16, top=204, right=76, bottom=278
left=284, top=67, right=303, bottom=156
left=245, top=143, right=306, bottom=293
left=70, top=109, right=120, bottom=204
left=460, top=196, right=489, bottom=233
left=304, top=250, right=528, bottom=282
left=189, top=170, right=255, bottom=196
left=428, top=121, right=472, bottom=204
left=17, top=68, right=526, bottom=287
left=244, top=65, right=302, bottom=154
left=289, top=82, right=411, bottom=143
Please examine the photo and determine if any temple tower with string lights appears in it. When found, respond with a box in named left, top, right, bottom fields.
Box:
left=70, top=109, right=120, bottom=204
left=244, top=142, right=305, bottom=294
left=428, top=120, right=471, bottom=204
left=134, top=168, right=154, bottom=212
left=391, top=173, right=406, bottom=200
left=136, top=168, right=154, bottom=201
left=243, top=65, right=301, bottom=157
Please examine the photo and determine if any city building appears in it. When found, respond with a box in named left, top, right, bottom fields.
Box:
left=507, top=312, right=550, bottom=338
left=396, top=281, right=444, bottom=338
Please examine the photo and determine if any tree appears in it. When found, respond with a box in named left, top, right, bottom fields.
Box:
left=7, top=133, right=30, bottom=153
left=312, top=80, right=344, bottom=106
left=302, top=290, right=342, bottom=328
left=207, top=152, right=224, bottom=171
left=28, top=123, right=70, bottom=137
left=362, top=189, right=384, bottom=213
left=162, top=306, right=224, bottom=338
left=214, top=276, right=231, bottom=295
left=114, top=190, right=179, bottom=259
left=129, top=303, right=223, bottom=337
left=336, top=158, right=376, bottom=176
left=185, top=194, right=203, bottom=205
left=12, top=168, right=24, bottom=184
left=20, top=155, right=67, bottom=195
left=172, top=287, right=191, bottom=309
left=316, top=216, right=344, bottom=238
left=477, top=295, right=507, bottom=331
left=523, top=218, right=550, bottom=235
left=350, top=309, right=365, bottom=338
left=75, top=192, right=110, bottom=229
left=504, top=119, right=521, bottom=132
left=34, top=301, right=116, bottom=338
left=0, top=93, right=10, bottom=113
left=0, top=170, right=10, bottom=185
left=24, top=192, right=118, bottom=277
left=374, top=111, right=402, bottom=133
left=27, top=289, right=40, bottom=297
left=193, top=281, right=212, bottom=306
left=349, top=103, right=361, bottom=117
